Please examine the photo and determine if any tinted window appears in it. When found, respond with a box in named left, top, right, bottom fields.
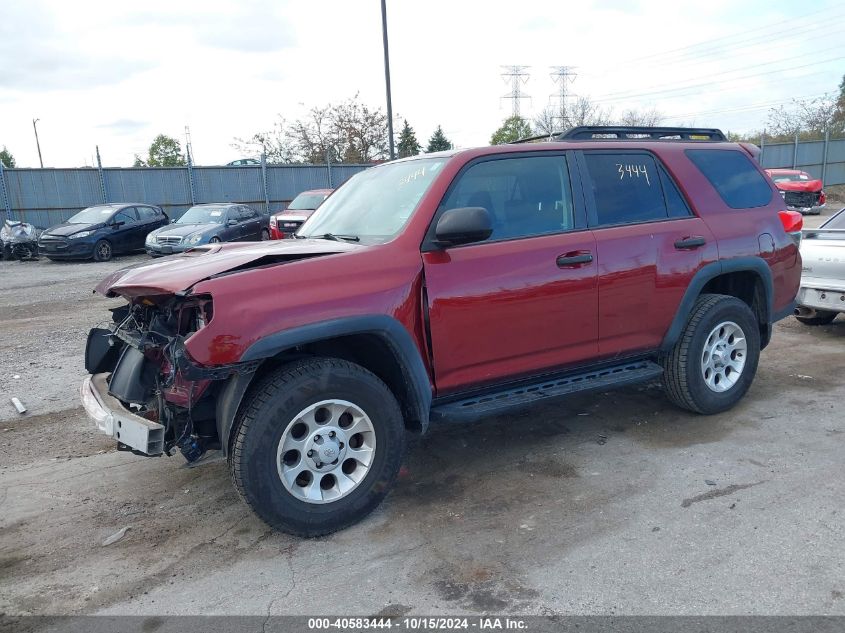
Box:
left=660, top=168, right=692, bottom=218
left=686, top=149, right=772, bottom=209
left=440, top=155, right=574, bottom=241
left=584, top=153, right=667, bottom=225
left=113, top=208, right=138, bottom=224
left=241, top=206, right=257, bottom=219
left=137, top=206, right=158, bottom=220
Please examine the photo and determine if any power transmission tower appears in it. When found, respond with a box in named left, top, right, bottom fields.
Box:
left=501, top=65, right=531, bottom=117
left=184, top=125, right=194, bottom=163
left=550, top=66, right=577, bottom=129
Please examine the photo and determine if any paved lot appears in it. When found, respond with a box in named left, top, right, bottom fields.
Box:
left=1, top=216, right=843, bottom=617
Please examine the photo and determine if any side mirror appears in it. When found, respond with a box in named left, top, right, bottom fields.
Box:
left=227, top=219, right=238, bottom=227
left=111, top=221, right=125, bottom=228
left=170, top=218, right=177, bottom=224
left=434, top=207, right=493, bottom=247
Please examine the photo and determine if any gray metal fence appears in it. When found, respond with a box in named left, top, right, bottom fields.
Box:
left=759, top=135, right=845, bottom=186
left=0, top=161, right=369, bottom=228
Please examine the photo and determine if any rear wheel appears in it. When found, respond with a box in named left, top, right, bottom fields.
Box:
left=260, top=228, right=270, bottom=241
left=229, top=358, right=405, bottom=536
left=93, top=239, right=112, bottom=262
left=795, top=310, right=837, bottom=326
left=661, top=294, right=760, bottom=414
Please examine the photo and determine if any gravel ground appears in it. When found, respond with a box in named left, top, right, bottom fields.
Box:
left=0, top=219, right=843, bottom=618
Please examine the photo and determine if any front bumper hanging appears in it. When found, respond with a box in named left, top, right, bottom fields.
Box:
left=81, top=373, right=165, bottom=455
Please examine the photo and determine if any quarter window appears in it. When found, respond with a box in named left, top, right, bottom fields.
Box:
left=583, top=153, right=667, bottom=226
left=686, top=149, right=772, bottom=209
left=439, top=155, right=575, bottom=242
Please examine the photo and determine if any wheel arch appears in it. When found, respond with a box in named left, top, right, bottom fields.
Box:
left=661, top=258, right=774, bottom=352
left=216, top=315, right=433, bottom=456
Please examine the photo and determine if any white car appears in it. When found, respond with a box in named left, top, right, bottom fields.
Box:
left=795, top=207, right=845, bottom=325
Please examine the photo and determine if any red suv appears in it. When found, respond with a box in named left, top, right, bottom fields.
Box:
left=82, top=127, right=801, bottom=536
left=269, top=189, right=332, bottom=239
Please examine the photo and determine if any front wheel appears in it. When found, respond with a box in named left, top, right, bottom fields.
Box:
left=209, top=236, right=221, bottom=244
left=661, top=294, right=760, bottom=415
left=229, top=358, right=406, bottom=536
left=93, top=239, right=113, bottom=262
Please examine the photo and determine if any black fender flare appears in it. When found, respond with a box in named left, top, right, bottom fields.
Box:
left=216, top=315, right=433, bottom=455
left=660, top=257, right=773, bottom=353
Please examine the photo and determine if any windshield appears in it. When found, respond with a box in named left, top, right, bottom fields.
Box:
left=770, top=172, right=810, bottom=182
left=287, top=193, right=328, bottom=211
left=177, top=206, right=229, bottom=224
left=67, top=206, right=117, bottom=224
left=301, top=158, right=446, bottom=243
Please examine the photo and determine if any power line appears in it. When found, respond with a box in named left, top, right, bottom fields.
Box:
left=665, top=93, right=830, bottom=120
left=501, top=65, right=531, bottom=117
left=549, top=66, right=577, bottom=128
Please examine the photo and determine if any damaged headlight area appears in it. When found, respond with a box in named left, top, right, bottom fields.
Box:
left=84, top=294, right=242, bottom=464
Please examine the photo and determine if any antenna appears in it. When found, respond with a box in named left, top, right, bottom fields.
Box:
left=501, top=65, right=531, bottom=117
left=549, top=66, right=577, bottom=129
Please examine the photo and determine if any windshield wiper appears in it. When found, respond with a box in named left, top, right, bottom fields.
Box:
left=313, top=233, right=360, bottom=242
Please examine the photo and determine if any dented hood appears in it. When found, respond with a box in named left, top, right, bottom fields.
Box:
left=774, top=179, right=823, bottom=192
left=96, top=239, right=361, bottom=298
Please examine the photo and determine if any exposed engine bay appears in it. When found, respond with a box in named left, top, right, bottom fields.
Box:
left=85, top=295, right=245, bottom=463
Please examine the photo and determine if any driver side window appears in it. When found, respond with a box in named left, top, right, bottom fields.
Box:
left=439, top=154, right=574, bottom=242
left=113, top=208, right=138, bottom=225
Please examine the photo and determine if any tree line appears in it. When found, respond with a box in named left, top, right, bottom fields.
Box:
left=5, top=75, right=845, bottom=169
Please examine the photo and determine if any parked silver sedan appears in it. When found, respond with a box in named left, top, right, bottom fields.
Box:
left=795, top=207, right=845, bottom=325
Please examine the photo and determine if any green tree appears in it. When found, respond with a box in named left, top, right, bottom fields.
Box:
left=426, top=125, right=452, bottom=152
left=396, top=120, right=421, bottom=158
left=0, top=146, right=15, bottom=168
left=134, top=134, right=186, bottom=167
left=490, top=115, right=532, bottom=145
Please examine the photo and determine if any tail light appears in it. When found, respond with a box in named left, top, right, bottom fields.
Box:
left=778, top=209, right=803, bottom=247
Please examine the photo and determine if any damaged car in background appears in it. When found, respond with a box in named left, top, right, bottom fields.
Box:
left=765, top=168, right=826, bottom=215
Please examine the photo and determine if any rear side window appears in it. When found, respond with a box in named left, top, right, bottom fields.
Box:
left=686, top=149, right=772, bottom=209
left=583, top=153, right=666, bottom=225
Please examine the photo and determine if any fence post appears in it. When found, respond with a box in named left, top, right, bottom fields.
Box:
left=260, top=153, right=270, bottom=212
left=759, top=132, right=765, bottom=164
left=96, top=145, right=108, bottom=203
left=822, top=127, right=830, bottom=185
left=0, top=161, right=12, bottom=221
left=326, top=149, right=333, bottom=188
left=186, top=149, right=196, bottom=205
left=792, top=132, right=799, bottom=169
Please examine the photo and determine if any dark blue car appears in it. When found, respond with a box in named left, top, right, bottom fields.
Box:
left=38, top=203, right=169, bottom=261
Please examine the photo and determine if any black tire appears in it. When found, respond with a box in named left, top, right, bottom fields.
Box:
left=795, top=310, right=837, bottom=326
left=260, top=228, right=270, bottom=241
left=92, top=239, right=113, bottom=262
left=229, top=357, right=406, bottom=537
left=661, top=294, right=760, bottom=415
left=209, top=236, right=221, bottom=244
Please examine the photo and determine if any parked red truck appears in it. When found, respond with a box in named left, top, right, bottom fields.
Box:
left=764, top=168, right=826, bottom=215
left=82, top=127, right=801, bottom=536
left=269, top=189, right=332, bottom=239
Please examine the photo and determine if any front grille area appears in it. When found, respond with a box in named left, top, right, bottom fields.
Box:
left=784, top=190, right=820, bottom=208
left=38, top=236, right=69, bottom=250
left=280, top=221, right=303, bottom=232
left=157, top=236, right=183, bottom=245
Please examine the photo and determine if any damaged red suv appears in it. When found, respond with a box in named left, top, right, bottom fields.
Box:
left=82, top=127, right=801, bottom=536
left=764, top=168, right=826, bottom=215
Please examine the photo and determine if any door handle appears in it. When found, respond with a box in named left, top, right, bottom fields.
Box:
left=556, top=252, right=593, bottom=267
left=674, top=236, right=706, bottom=250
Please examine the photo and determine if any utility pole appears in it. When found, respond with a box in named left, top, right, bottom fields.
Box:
left=500, top=66, right=531, bottom=117
left=549, top=66, right=577, bottom=130
left=32, top=118, right=43, bottom=168
left=380, top=0, right=395, bottom=160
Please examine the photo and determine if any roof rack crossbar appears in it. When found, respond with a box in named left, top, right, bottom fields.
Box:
left=558, top=126, right=726, bottom=141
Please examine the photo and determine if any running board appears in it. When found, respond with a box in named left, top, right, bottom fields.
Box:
left=430, top=360, right=664, bottom=424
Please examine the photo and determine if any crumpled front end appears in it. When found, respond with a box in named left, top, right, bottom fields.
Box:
left=82, top=294, right=249, bottom=462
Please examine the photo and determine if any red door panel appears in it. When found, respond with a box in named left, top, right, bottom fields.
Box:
left=423, top=231, right=598, bottom=395
left=594, top=217, right=716, bottom=356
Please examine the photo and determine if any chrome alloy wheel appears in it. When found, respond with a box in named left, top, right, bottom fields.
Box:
left=276, top=400, right=377, bottom=504
left=701, top=321, right=747, bottom=393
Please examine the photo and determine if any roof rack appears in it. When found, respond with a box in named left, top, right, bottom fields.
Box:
left=560, top=126, right=726, bottom=141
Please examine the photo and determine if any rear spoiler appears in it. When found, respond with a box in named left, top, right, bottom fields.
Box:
left=739, top=142, right=761, bottom=162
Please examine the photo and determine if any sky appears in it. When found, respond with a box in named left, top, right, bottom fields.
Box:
left=1, top=0, right=843, bottom=168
